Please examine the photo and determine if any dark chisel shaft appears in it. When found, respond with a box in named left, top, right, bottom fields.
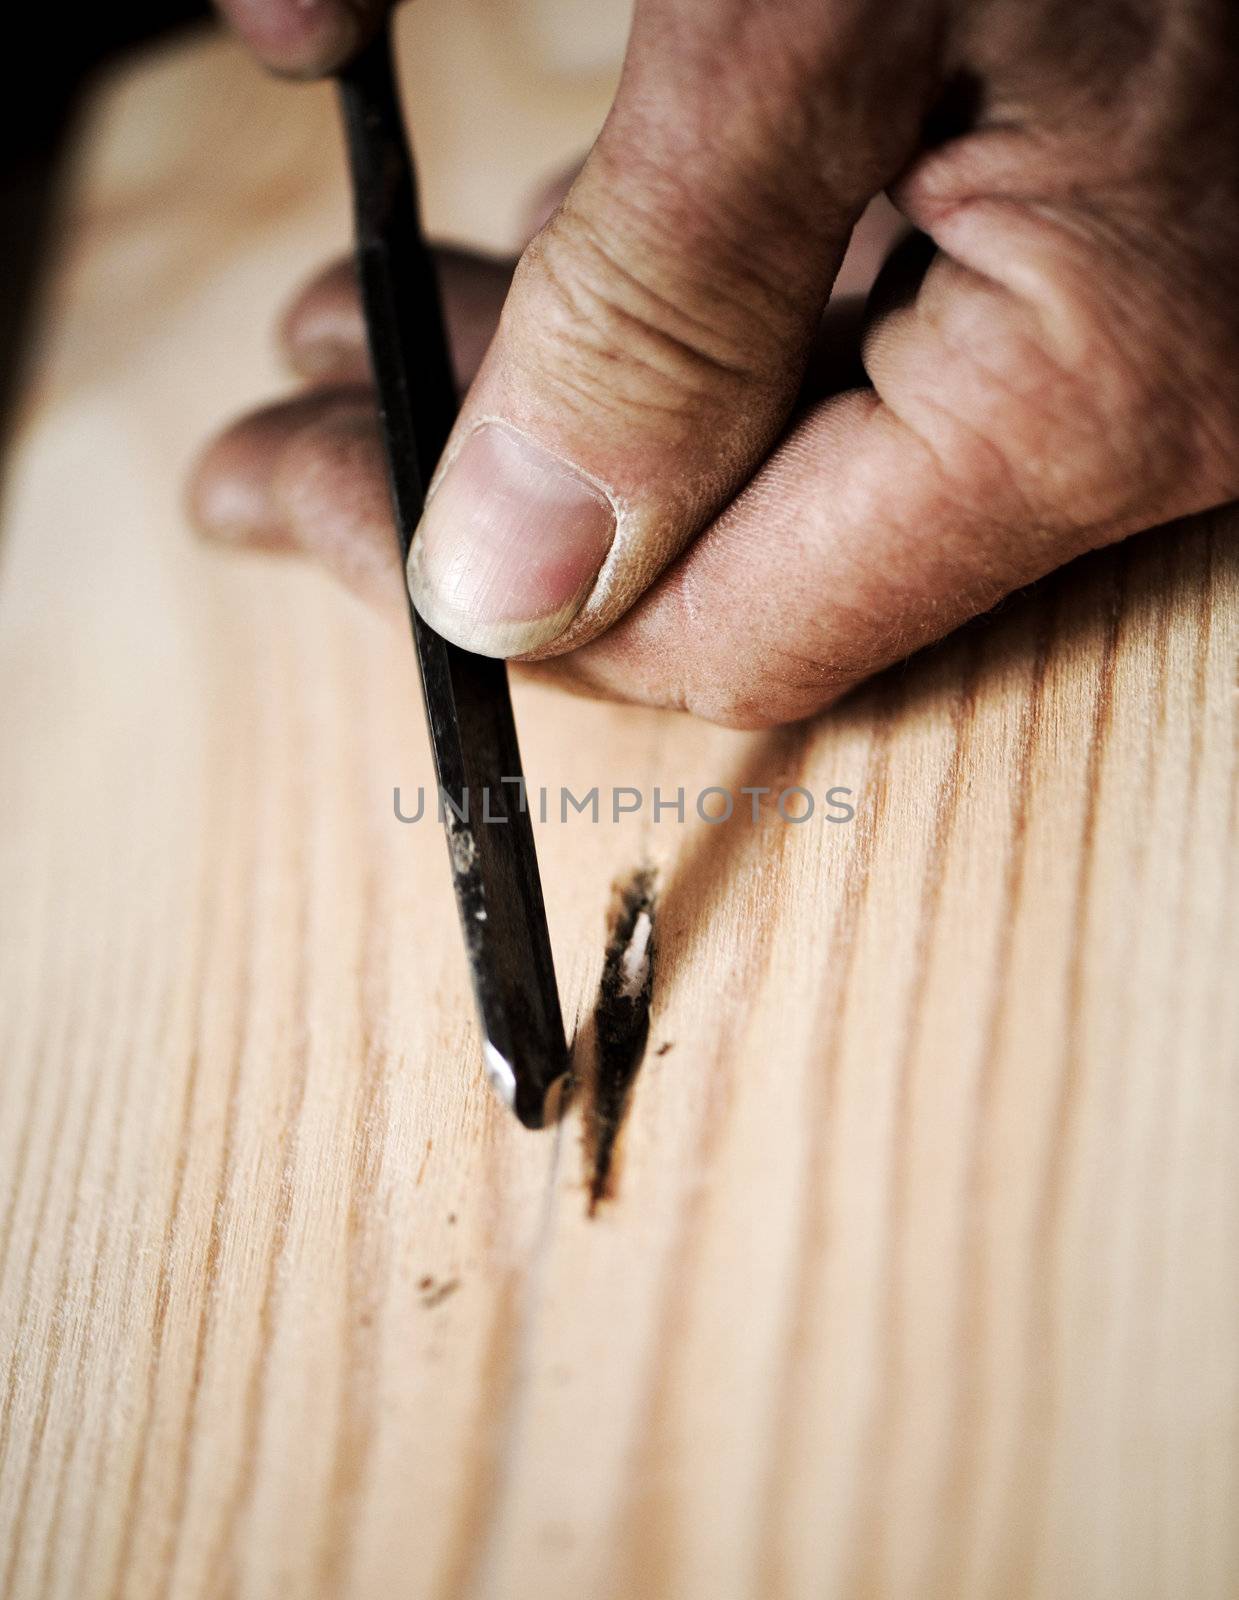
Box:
left=337, top=23, right=568, bottom=1127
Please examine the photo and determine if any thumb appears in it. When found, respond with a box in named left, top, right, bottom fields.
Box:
left=407, top=0, right=937, bottom=657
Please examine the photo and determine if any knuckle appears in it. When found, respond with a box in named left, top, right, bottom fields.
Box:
left=508, top=197, right=798, bottom=444
left=1027, top=279, right=1236, bottom=523
left=881, top=243, right=1230, bottom=540
left=518, top=220, right=742, bottom=413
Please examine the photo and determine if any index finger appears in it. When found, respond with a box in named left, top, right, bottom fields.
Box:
left=215, top=0, right=390, bottom=77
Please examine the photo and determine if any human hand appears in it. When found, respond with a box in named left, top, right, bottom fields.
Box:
left=213, top=0, right=390, bottom=76
left=195, top=0, right=1239, bottom=727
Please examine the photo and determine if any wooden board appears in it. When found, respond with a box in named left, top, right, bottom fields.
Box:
left=2, top=10, right=1237, bottom=1598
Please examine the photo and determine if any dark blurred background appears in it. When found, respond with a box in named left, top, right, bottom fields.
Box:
left=1, top=1, right=213, bottom=430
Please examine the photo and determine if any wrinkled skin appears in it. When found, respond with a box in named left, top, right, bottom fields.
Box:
left=195, top=0, right=1239, bottom=728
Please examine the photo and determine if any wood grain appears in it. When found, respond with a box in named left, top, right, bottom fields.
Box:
left=2, top=9, right=1237, bottom=1598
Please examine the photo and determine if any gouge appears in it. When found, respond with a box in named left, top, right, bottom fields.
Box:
left=337, top=22, right=569, bottom=1127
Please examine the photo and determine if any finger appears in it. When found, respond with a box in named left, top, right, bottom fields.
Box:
left=278, top=259, right=371, bottom=383
left=543, top=225, right=1237, bottom=727
left=405, top=0, right=939, bottom=657
left=190, top=293, right=879, bottom=620
left=188, top=387, right=404, bottom=613
left=514, top=7, right=1239, bottom=728
left=215, top=0, right=390, bottom=78
left=279, top=246, right=516, bottom=391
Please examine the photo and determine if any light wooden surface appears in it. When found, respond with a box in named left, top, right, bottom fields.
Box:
left=2, top=9, right=1238, bottom=1599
